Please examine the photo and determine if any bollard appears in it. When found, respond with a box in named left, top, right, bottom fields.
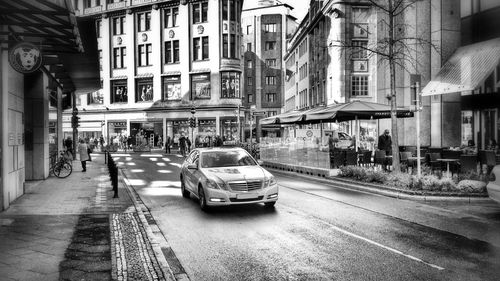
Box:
left=107, top=153, right=119, bottom=198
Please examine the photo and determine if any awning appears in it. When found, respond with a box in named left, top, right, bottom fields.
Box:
left=0, top=0, right=100, bottom=93
left=421, top=37, right=500, bottom=96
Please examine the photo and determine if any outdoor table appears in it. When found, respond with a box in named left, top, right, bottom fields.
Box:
left=437, top=158, right=459, bottom=177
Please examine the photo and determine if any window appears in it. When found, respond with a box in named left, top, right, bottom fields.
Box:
left=98, top=50, right=102, bottom=71
left=247, top=60, right=252, bottom=68
left=96, top=20, right=101, bottom=37
left=246, top=25, right=253, bottom=34
left=247, top=43, right=252, bottom=52
left=266, top=93, right=276, bottom=103
left=222, top=0, right=228, bottom=20
left=265, top=41, right=276, bottom=50
left=111, top=80, right=128, bottom=103
left=230, top=34, right=236, bottom=58
left=263, top=23, right=276, bottom=33
left=164, top=7, right=179, bottom=27
left=162, top=76, right=182, bottom=100
left=229, top=0, right=236, bottom=21
left=193, top=1, right=208, bottom=23
left=268, top=111, right=277, bottom=117
left=351, top=76, right=368, bottom=96
left=138, top=12, right=151, bottom=32
left=265, top=76, right=276, bottom=85
left=222, top=34, right=228, bottom=58
left=112, top=16, right=125, bottom=35
left=193, top=36, right=209, bottom=61
left=88, top=90, right=104, bottom=104
left=113, top=47, right=126, bottom=68
left=136, top=78, right=153, bottom=102
left=248, top=93, right=253, bottom=103
left=265, top=59, right=277, bottom=67
left=247, top=77, right=252, bottom=86
left=165, top=40, right=180, bottom=64
left=352, top=40, right=368, bottom=59
left=138, top=44, right=152, bottom=66
left=191, top=73, right=211, bottom=99
left=221, top=72, right=240, bottom=98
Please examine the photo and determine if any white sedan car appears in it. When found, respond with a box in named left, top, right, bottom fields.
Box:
left=180, top=147, right=278, bottom=211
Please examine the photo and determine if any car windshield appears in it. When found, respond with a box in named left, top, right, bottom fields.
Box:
left=200, top=150, right=257, bottom=168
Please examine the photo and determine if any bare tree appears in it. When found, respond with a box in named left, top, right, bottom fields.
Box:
left=327, top=0, right=439, bottom=172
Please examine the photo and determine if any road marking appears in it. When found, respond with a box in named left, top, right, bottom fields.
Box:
left=321, top=218, right=445, bottom=270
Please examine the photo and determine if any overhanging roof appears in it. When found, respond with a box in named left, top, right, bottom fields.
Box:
left=421, top=37, right=500, bottom=96
left=0, top=0, right=100, bottom=93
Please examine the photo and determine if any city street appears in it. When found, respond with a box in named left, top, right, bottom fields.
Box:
left=115, top=152, right=500, bottom=281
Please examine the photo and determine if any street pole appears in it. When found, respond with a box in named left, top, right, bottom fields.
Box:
left=71, top=92, right=77, bottom=155
left=237, top=104, right=241, bottom=143
left=416, top=82, right=421, bottom=178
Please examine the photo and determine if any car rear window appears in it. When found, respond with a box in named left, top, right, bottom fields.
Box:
left=201, top=150, right=257, bottom=168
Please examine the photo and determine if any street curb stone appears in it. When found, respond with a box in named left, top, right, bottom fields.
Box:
left=118, top=168, right=177, bottom=281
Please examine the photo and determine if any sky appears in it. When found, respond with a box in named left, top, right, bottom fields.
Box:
left=243, top=0, right=310, bottom=23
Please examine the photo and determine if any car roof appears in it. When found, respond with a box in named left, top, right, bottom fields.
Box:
left=194, top=147, right=246, bottom=153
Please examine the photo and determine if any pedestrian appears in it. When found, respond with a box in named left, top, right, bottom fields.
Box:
left=64, top=136, right=74, bottom=160
left=99, top=135, right=105, bottom=150
left=378, top=129, right=392, bottom=156
left=165, top=135, right=171, bottom=154
left=186, top=137, right=191, bottom=153
left=179, top=133, right=187, bottom=156
left=158, top=135, right=163, bottom=148
left=127, top=135, right=133, bottom=149
left=77, top=139, right=90, bottom=172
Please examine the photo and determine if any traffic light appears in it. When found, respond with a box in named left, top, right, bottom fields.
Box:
left=189, top=116, right=196, bottom=128
left=71, top=110, right=80, bottom=128
left=190, top=107, right=196, bottom=115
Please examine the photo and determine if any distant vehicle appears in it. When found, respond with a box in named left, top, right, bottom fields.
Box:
left=486, top=165, right=500, bottom=204
left=180, top=147, right=279, bottom=211
left=324, top=131, right=353, bottom=149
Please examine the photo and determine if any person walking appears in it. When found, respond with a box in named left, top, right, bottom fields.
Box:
left=179, top=133, right=187, bottom=156
left=165, top=135, right=171, bottom=154
left=186, top=137, right=192, bottom=153
left=378, top=129, right=392, bottom=155
left=77, top=139, right=90, bottom=172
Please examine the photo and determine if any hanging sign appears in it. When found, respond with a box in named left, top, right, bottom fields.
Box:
left=9, top=42, right=43, bottom=74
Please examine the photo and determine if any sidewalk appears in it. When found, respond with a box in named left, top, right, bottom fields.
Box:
left=0, top=154, right=175, bottom=281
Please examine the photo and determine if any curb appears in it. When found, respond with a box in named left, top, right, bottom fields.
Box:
left=118, top=168, right=179, bottom=281
left=268, top=168, right=492, bottom=203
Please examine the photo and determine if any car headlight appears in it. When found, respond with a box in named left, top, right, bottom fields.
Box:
left=264, top=176, right=277, bottom=187
left=206, top=179, right=228, bottom=190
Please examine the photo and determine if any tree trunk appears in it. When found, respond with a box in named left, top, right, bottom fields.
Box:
left=388, top=0, right=401, bottom=172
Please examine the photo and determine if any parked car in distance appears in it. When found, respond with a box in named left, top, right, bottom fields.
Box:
left=180, top=147, right=279, bottom=211
left=486, top=165, right=500, bottom=204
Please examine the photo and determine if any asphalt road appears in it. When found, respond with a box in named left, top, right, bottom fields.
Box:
left=114, top=152, right=500, bottom=281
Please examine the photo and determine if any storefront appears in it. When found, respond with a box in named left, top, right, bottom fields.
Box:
left=130, top=121, right=163, bottom=147
left=172, top=120, right=190, bottom=145
left=220, top=117, right=238, bottom=141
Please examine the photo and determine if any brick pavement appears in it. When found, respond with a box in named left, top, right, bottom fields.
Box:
left=0, top=153, right=175, bottom=281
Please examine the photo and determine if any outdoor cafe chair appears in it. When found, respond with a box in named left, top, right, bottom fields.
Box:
left=428, top=152, right=442, bottom=172
left=460, top=154, right=478, bottom=174
left=374, top=150, right=387, bottom=169
left=345, top=150, right=358, bottom=166
left=400, top=152, right=412, bottom=172
left=359, top=150, right=373, bottom=167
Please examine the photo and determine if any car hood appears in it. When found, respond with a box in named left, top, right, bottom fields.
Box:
left=202, top=166, right=270, bottom=182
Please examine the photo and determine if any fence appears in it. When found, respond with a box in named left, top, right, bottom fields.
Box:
left=259, top=137, right=330, bottom=169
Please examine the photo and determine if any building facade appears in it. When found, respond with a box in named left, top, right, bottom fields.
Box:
left=72, top=0, right=244, bottom=147
left=241, top=1, right=297, bottom=139
left=283, top=0, right=461, bottom=147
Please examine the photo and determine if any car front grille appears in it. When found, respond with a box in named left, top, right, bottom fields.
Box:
left=228, top=180, right=263, bottom=192
left=229, top=196, right=264, bottom=202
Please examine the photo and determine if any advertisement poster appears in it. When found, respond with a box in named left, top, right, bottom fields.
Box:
left=192, top=74, right=211, bottom=99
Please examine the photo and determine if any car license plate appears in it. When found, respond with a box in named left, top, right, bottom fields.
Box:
left=237, top=193, right=258, bottom=200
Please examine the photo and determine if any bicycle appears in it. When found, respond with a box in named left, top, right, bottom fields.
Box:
left=49, top=150, right=73, bottom=178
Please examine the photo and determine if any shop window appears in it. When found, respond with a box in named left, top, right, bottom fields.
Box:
left=461, top=111, right=474, bottom=146
left=165, top=40, right=180, bottom=64
left=222, top=34, right=228, bottom=58
left=136, top=78, right=153, bottom=102
left=352, top=40, right=368, bottom=59
left=192, top=1, right=208, bottom=23
left=88, top=90, right=104, bottom=104
left=248, top=93, right=253, bottom=103
left=164, top=7, right=178, bottom=27
left=220, top=117, right=238, bottom=141
left=162, top=76, right=181, bottom=100
left=191, top=73, right=211, bottom=99
left=247, top=77, right=252, bottom=86
left=111, top=80, right=128, bottom=103
left=221, top=72, right=240, bottom=98
left=137, top=12, right=151, bottom=32
left=351, top=76, right=368, bottom=96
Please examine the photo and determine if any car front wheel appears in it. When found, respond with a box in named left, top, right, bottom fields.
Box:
left=180, top=176, right=190, bottom=198
left=198, top=186, right=209, bottom=212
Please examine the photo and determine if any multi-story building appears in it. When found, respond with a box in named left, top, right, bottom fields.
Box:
left=422, top=0, right=500, bottom=149
left=241, top=0, right=298, bottom=139
left=71, top=0, right=244, bottom=146
left=283, top=0, right=461, bottom=147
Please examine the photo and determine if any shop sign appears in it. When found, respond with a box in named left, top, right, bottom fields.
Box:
left=9, top=42, right=43, bottom=74
left=109, top=122, right=127, bottom=128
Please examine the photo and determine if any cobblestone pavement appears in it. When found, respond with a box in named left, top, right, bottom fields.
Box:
left=0, top=153, right=176, bottom=281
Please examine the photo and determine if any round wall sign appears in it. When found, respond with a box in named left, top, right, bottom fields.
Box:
left=306, top=130, right=314, bottom=137
left=117, top=36, right=122, bottom=45
left=169, top=30, right=175, bottom=38
left=197, top=25, right=204, bottom=34
left=142, top=33, right=148, bottom=42
left=9, top=42, right=42, bottom=74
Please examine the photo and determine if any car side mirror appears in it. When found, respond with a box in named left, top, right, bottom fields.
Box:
left=187, top=164, right=198, bottom=170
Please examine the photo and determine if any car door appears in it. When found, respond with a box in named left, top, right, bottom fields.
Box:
left=185, top=151, right=200, bottom=192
